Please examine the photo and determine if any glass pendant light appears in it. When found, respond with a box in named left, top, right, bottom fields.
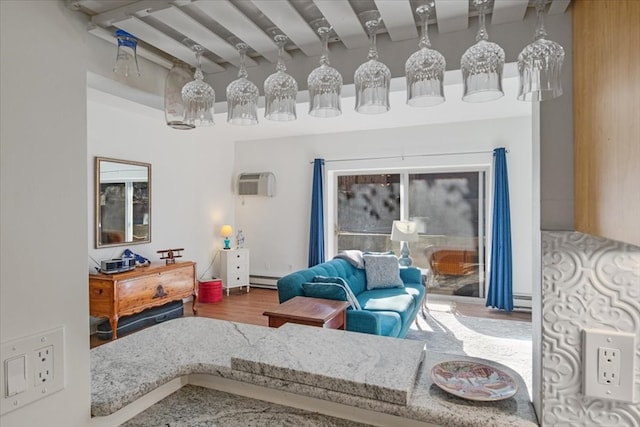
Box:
left=113, top=29, right=140, bottom=77
left=164, top=60, right=195, bottom=130
left=405, top=2, right=446, bottom=107
left=461, top=0, right=505, bottom=102
left=308, top=18, right=343, bottom=118
left=227, top=42, right=259, bottom=125
left=517, top=0, right=565, bottom=101
left=264, top=34, right=298, bottom=121
left=354, top=10, right=390, bottom=114
left=182, top=43, right=215, bottom=127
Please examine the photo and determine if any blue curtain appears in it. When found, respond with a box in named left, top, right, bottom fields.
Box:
left=308, top=158, right=325, bottom=267
left=486, top=148, right=513, bottom=311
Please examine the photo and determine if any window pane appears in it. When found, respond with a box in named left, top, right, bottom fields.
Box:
left=408, top=171, right=486, bottom=298
left=337, top=174, right=400, bottom=251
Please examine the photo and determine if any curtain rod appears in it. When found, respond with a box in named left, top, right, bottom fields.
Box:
left=309, top=149, right=507, bottom=164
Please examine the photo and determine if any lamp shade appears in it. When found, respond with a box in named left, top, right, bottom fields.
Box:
left=390, top=221, right=419, bottom=242
left=220, top=225, right=233, bottom=237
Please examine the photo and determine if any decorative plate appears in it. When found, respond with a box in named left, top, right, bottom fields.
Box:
left=430, top=360, right=517, bottom=401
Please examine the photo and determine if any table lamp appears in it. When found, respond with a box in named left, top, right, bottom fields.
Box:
left=221, top=225, right=233, bottom=250
left=390, top=220, right=419, bottom=266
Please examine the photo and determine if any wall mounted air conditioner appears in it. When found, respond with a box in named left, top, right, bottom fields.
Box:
left=237, top=172, right=276, bottom=197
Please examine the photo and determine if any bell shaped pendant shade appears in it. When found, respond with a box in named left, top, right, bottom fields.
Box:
left=354, top=11, right=390, bottom=114
left=182, top=44, right=215, bottom=127
left=264, top=34, right=298, bottom=121
left=227, top=43, right=259, bottom=125
left=113, top=29, right=140, bottom=77
left=517, top=0, right=564, bottom=101
left=406, top=4, right=445, bottom=107
left=308, top=22, right=342, bottom=118
left=461, top=0, right=505, bottom=102
left=165, top=61, right=195, bottom=130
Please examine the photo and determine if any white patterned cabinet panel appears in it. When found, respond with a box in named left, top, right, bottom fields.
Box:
left=219, top=249, right=250, bottom=296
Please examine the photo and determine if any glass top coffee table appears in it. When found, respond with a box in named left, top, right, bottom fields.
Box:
left=263, top=296, right=349, bottom=330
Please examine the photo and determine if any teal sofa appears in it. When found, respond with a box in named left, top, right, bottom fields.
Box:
left=276, top=258, right=425, bottom=338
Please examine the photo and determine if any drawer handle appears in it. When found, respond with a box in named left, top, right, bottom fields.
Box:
left=236, top=266, right=240, bottom=269
left=95, top=289, right=103, bottom=295
left=236, top=255, right=240, bottom=258
left=152, top=285, right=167, bottom=299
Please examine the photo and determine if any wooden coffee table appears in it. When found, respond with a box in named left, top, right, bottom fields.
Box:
left=263, top=296, right=349, bottom=330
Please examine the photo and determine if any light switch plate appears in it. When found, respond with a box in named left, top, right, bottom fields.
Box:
left=583, top=328, right=636, bottom=402
left=1, top=327, right=65, bottom=415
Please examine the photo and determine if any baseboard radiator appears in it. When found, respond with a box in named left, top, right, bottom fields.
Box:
left=513, top=294, right=532, bottom=310
left=250, top=275, right=280, bottom=289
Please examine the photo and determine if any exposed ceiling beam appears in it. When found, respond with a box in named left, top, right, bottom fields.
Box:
left=311, top=0, right=369, bottom=49
left=88, top=23, right=174, bottom=69
left=434, top=0, right=469, bottom=33
left=113, top=16, right=225, bottom=73
left=90, top=0, right=173, bottom=27
left=547, top=0, right=571, bottom=15
left=150, top=6, right=257, bottom=69
left=374, top=0, right=418, bottom=42
left=191, top=0, right=289, bottom=64
left=250, top=0, right=321, bottom=57
left=490, top=0, right=529, bottom=25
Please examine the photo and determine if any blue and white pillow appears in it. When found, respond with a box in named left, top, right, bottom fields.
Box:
left=301, top=276, right=362, bottom=310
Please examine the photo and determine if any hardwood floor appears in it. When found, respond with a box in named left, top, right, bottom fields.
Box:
left=185, top=286, right=277, bottom=326
left=90, top=286, right=531, bottom=348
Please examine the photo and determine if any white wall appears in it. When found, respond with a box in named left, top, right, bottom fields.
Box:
left=87, top=89, right=236, bottom=280
left=235, top=116, right=534, bottom=298
left=0, top=2, right=91, bottom=426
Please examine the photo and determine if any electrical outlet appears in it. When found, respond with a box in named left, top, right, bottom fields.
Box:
left=1, top=327, right=65, bottom=415
left=597, top=347, right=620, bottom=386
left=583, top=329, right=636, bottom=402
left=34, top=346, right=53, bottom=385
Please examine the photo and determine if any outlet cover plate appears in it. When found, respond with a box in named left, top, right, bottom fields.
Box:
left=1, top=327, right=65, bottom=415
left=583, top=328, right=636, bottom=402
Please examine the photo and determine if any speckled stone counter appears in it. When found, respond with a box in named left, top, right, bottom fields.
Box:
left=91, top=317, right=538, bottom=427
left=231, top=323, right=425, bottom=405
left=121, top=385, right=370, bottom=427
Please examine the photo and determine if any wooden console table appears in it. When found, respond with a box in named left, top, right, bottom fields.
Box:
left=89, top=261, right=197, bottom=339
left=263, top=297, right=349, bottom=330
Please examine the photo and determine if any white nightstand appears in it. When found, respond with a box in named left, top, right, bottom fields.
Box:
left=219, top=248, right=250, bottom=296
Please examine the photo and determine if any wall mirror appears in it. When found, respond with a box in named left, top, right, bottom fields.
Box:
left=95, top=157, right=151, bottom=248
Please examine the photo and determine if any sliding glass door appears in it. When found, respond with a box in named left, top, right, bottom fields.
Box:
left=336, top=169, right=486, bottom=299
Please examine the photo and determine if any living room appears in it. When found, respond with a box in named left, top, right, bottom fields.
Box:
left=2, top=1, right=638, bottom=427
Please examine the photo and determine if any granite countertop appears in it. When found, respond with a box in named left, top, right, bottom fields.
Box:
left=91, top=317, right=537, bottom=427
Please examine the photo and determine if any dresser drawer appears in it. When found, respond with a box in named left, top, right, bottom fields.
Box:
left=117, top=269, right=193, bottom=313
left=225, top=274, right=249, bottom=287
left=89, top=280, right=114, bottom=317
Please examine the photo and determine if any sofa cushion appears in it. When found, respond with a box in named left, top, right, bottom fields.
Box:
left=310, top=276, right=362, bottom=310
left=357, top=290, right=415, bottom=326
left=363, top=254, right=403, bottom=290
left=348, top=310, right=402, bottom=337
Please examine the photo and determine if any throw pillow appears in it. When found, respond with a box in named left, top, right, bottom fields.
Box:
left=363, top=254, right=404, bottom=290
left=312, top=276, right=362, bottom=310
left=302, top=282, right=360, bottom=310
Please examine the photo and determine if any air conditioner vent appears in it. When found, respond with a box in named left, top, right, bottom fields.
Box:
left=237, top=172, right=276, bottom=197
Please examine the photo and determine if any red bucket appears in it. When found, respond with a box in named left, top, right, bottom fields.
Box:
left=199, top=280, right=223, bottom=303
